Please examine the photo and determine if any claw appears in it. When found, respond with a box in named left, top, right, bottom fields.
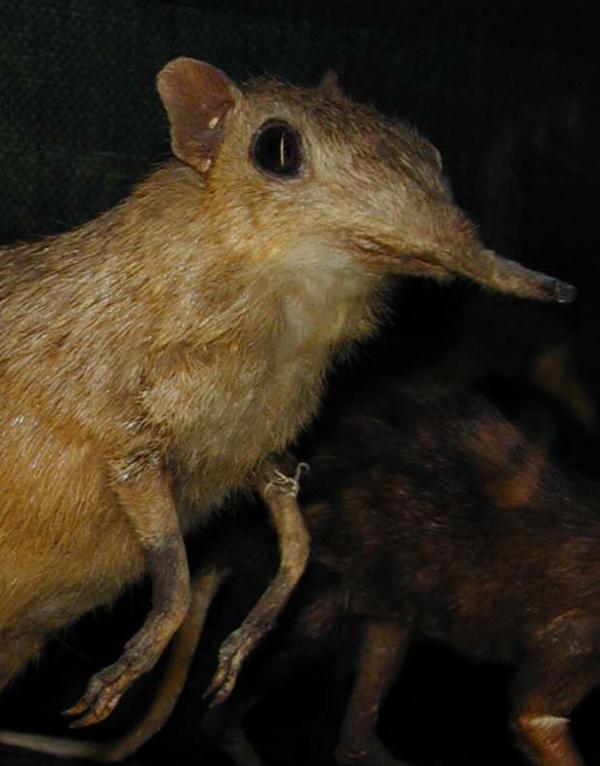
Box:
left=68, top=689, right=121, bottom=729
left=204, top=629, right=250, bottom=707
left=62, top=704, right=83, bottom=718
left=63, top=662, right=131, bottom=728
left=63, top=681, right=101, bottom=719
left=209, top=673, right=237, bottom=707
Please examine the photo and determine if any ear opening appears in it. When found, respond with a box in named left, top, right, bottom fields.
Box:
left=156, top=58, right=241, bottom=174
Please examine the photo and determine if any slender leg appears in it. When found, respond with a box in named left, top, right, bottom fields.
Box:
left=65, top=466, right=192, bottom=728
left=335, top=621, right=411, bottom=766
left=0, top=567, right=227, bottom=762
left=510, top=654, right=600, bottom=766
left=100, top=566, right=228, bottom=762
left=203, top=577, right=348, bottom=766
left=201, top=694, right=266, bottom=766
left=205, top=457, right=310, bottom=705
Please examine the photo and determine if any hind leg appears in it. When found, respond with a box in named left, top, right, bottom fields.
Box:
left=0, top=567, right=227, bottom=762
left=335, top=621, right=411, bottom=766
left=510, top=651, right=600, bottom=766
left=201, top=691, right=266, bottom=766
left=202, top=604, right=338, bottom=766
left=202, top=581, right=346, bottom=766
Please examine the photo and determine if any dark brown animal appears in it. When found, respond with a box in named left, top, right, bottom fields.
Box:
left=0, top=57, right=575, bottom=729
left=207, top=386, right=600, bottom=766
left=11, top=380, right=600, bottom=765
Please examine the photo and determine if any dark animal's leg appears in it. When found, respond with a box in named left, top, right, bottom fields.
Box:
left=202, top=598, right=336, bottom=766
left=510, top=651, right=600, bottom=766
left=201, top=692, right=266, bottom=766
left=203, top=580, right=346, bottom=766
left=65, top=467, right=191, bottom=728
left=335, top=621, right=411, bottom=766
left=0, top=567, right=227, bottom=762
left=206, top=458, right=310, bottom=705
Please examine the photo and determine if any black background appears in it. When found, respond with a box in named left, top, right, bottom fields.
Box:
left=1, top=1, right=599, bottom=764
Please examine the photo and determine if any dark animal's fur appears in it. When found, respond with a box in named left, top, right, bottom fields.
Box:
left=201, top=380, right=600, bottom=765
left=0, top=57, right=572, bottom=728
left=2, top=380, right=597, bottom=765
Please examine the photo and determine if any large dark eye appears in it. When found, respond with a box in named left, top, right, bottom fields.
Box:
left=250, top=121, right=302, bottom=178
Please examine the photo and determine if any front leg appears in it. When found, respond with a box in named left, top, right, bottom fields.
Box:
left=205, top=456, right=310, bottom=705
left=335, top=621, right=411, bottom=766
left=0, top=568, right=227, bottom=762
left=66, top=464, right=191, bottom=729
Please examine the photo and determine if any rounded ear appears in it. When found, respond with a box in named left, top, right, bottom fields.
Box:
left=157, top=58, right=242, bottom=174
left=318, top=69, right=343, bottom=99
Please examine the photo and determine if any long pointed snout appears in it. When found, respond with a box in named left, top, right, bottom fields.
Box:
left=372, top=237, right=577, bottom=304
left=348, top=195, right=576, bottom=304
left=457, top=248, right=576, bottom=304
left=422, top=204, right=578, bottom=303
left=370, top=219, right=577, bottom=305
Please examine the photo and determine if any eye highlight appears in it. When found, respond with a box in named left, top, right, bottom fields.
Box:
left=250, top=121, right=302, bottom=178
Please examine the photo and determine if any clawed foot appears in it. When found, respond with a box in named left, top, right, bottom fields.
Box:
left=204, top=627, right=255, bottom=707
left=63, top=656, right=138, bottom=729
left=203, top=459, right=310, bottom=709
left=64, top=630, right=164, bottom=728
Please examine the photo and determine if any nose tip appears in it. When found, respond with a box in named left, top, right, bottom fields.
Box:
left=551, top=279, right=577, bottom=304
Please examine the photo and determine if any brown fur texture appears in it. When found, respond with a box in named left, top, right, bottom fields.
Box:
left=1, top=381, right=598, bottom=764
left=254, top=383, right=600, bottom=765
left=0, top=58, right=575, bottom=724
left=182, top=383, right=600, bottom=764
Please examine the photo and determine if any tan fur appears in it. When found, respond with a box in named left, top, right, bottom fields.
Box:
left=0, top=59, right=574, bottom=699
